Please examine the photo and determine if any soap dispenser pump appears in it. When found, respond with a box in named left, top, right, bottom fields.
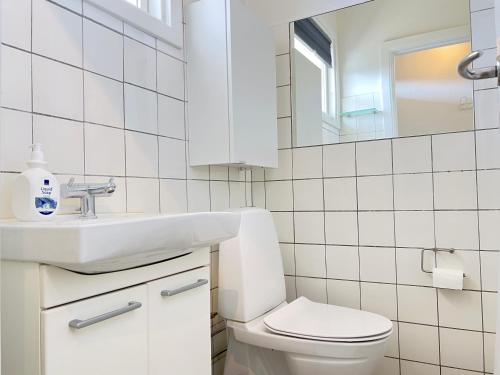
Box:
left=11, top=144, right=60, bottom=221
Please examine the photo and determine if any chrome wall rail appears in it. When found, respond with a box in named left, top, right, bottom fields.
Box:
left=420, top=248, right=466, bottom=277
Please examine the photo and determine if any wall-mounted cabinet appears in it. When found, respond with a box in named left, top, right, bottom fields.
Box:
left=186, top=0, right=278, bottom=168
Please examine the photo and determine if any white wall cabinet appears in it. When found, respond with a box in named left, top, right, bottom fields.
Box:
left=186, top=0, right=278, bottom=168
left=2, top=249, right=212, bottom=375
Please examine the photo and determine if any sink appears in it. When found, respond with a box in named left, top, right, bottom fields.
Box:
left=0, top=212, right=241, bottom=274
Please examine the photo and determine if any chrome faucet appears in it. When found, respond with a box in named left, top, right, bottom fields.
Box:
left=61, top=178, right=116, bottom=219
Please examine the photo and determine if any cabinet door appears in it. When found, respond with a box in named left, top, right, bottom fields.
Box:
left=148, top=267, right=211, bottom=375
left=41, top=285, right=148, bottom=375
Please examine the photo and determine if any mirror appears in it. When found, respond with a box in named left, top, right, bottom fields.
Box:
left=291, top=0, right=472, bottom=147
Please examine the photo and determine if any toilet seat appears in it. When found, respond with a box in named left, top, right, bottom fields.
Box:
left=263, top=297, right=393, bottom=343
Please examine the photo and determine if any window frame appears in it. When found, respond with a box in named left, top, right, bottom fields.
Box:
left=84, top=0, right=183, bottom=48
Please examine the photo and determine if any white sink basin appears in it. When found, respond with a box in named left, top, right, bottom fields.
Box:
left=0, top=212, right=241, bottom=274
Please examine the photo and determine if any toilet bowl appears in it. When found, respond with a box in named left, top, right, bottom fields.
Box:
left=218, top=208, right=392, bottom=375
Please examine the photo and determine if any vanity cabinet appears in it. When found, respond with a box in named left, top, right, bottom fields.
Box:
left=186, top=0, right=278, bottom=168
left=2, top=249, right=212, bottom=375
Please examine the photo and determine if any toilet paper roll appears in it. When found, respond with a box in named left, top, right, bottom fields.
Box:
left=432, top=268, right=463, bottom=290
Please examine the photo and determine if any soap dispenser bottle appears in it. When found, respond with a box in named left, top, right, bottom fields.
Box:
left=11, top=144, right=60, bottom=221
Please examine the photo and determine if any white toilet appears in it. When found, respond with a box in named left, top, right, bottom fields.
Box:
left=218, top=208, right=392, bottom=375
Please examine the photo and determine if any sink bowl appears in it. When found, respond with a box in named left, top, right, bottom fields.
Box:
left=0, top=212, right=241, bottom=274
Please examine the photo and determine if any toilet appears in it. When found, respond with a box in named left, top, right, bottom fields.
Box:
left=218, top=208, right=392, bottom=375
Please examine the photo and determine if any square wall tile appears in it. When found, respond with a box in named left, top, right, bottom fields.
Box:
left=229, top=181, right=246, bottom=208
left=432, top=132, right=476, bottom=172
left=396, top=248, right=434, bottom=287
left=358, top=212, right=394, bottom=247
left=395, top=211, right=435, bottom=248
left=158, top=138, right=186, bottom=179
left=357, top=175, right=393, bottom=211
left=356, top=139, right=392, bottom=176
left=159, top=179, right=187, bottom=214
left=359, top=247, right=396, bottom=283
left=475, top=89, right=498, bottom=130
left=441, top=368, right=485, bottom=375
left=126, top=178, right=159, bottom=214
left=293, top=179, right=323, bottom=211
left=1, top=0, right=31, bottom=50
left=265, top=149, right=292, bottom=180
left=360, top=282, right=397, bottom=320
left=326, top=246, right=359, bottom=280
left=324, top=178, right=357, bottom=211
left=374, top=357, right=400, bottom=375
left=33, top=115, right=84, bottom=175
left=265, top=181, right=293, bottom=211
left=124, top=24, right=154, bottom=48
left=393, top=173, right=433, bottom=210
left=157, top=52, right=185, bottom=100
left=400, top=360, right=440, bottom=375
left=158, top=95, right=185, bottom=140
left=438, top=290, right=483, bottom=331
left=187, top=180, right=210, bottom=212
left=277, top=85, right=291, bottom=118
left=476, top=129, right=500, bottom=169
left=210, top=166, right=229, bottom=180
left=84, top=123, right=125, bottom=176
left=83, top=18, right=123, bottom=81
left=294, top=212, right=324, bottom=244
left=398, top=285, right=437, bottom=325
left=280, top=243, right=295, bottom=275
left=440, top=328, right=484, bottom=372
left=480, top=251, right=498, bottom=291
left=1, top=46, right=31, bottom=111
left=478, top=169, right=500, bottom=209
left=51, top=0, right=82, bottom=13
left=271, top=212, right=294, bottom=242
left=399, top=322, right=439, bottom=364
left=296, top=277, right=327, bottom=303
left=293, top=147, right=323, bottom=179
left=33, top=0, right=82, bottom=67
left=124, top=84, right=158, bottom=134
left=0, top=109, right=32, bottom=172
left=276, top=54, right=290, bottom=86
left=485, top=332, right=495, bottom=373
left=125, top=131, right=159, bottom=178
left=251, top=182, right=265, bottom=208
left=277, top=117, right=292, bottom=149
left=435, top=211, right=479, bottom=250
left=470, top=0, right=494, bottom=11
left=83, top=3, right=123, bottom=33
left=483, top=291, right=497, bottom=333
left=84, top=72, right=124, bottom=128
left=393, top=136, right=432, bottom=174
left=284, top=276, right=297, bottom=302
left=210, top=181, right=230, bottom=211
left=124, top=37, right=156, bottom=90
left=434, top=171, right=477, bottom=210
left=327, top=280, right=360, bottom=309
left=323, top=143, right=356, bottom=177
left=325, top=212, right=358, bottom=246
left=32, top=55, right=83, bottom=121
left=295, top=244, right=326, bottom=278
left=272, top=23, right=290, bottom=55
left=0, top=173, right=17, bottom=218
left=479, top=211, right=500, bottom=250
left=471, top=8, right=496, bottom=50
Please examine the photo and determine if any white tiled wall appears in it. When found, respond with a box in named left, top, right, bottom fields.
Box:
left=0, top=0, right=252, bottom=373
left=258, top=2, right=499, bottom=374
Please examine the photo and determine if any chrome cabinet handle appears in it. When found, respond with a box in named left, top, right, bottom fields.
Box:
left=161, top=279, right=208, bottom=297
left=68, top=301, right=142, bottom=329
left=458, top=50, right=499, bottom=80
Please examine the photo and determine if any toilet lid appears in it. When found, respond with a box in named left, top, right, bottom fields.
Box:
left=263, top=297, right=393, bottom=342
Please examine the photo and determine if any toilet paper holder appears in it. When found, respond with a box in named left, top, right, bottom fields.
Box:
left=420, top=248, right=467, bottom=277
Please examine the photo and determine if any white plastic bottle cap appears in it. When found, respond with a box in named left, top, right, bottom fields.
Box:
left=27, top=143, right=47, bottom=168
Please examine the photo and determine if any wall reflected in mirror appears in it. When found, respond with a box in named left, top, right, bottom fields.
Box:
left=291, top=0, right=473, bottom=147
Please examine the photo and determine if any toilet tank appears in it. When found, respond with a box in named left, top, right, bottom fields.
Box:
left=218, top=208, right=286, bottom=322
